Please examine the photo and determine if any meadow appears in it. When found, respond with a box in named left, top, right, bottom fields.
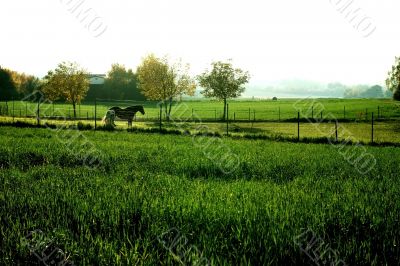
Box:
left=1, top=125, right=400, bottom=265
left=1, top=98, right=400, bottom=122
left=1, top=98, right=400, bottom=146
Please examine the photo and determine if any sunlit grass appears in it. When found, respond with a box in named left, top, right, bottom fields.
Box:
left=1, top=98, right=399, bottom=121
left=1, top=126, right=400, bottom=264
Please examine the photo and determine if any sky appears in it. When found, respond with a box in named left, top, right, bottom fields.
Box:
left=1, top=0, right=399, bottom=89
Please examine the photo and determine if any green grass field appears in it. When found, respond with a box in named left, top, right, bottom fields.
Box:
left=1, top=116, right=399, bottom=144
left=1, top=125, right=400, bottom=265
left=1, top=98, right=400, bottom=121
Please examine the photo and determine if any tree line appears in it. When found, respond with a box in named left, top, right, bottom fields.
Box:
left=343, top=84, right=392, bottom=98
left=0, top=67, right=40, bottom=100
left=0, top=55, right=250, bottom=120
left=0, top=64, right=145, bottom=102
left=1, top=54, right=400, bottom=120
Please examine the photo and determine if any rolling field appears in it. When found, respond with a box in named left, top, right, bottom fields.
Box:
left=1, top=126, right=400, bottom=265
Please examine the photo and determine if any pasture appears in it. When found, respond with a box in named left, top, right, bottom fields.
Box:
left=0, top=98, right=399, bottom=265
left=1, top=98, right=400, bottom=122
left=1, top=98, right=400, bottom=145
left=0, top=124, right=400, bottom=265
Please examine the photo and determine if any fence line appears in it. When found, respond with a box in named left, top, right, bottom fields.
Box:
left=0, top=103, right=388, bottom=144
left=0, top=101, right=398, bottom=125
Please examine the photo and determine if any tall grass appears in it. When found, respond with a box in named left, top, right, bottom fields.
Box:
left=0, top=127, right=399, bottom=265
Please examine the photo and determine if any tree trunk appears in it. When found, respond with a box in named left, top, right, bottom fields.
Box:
left=222, top=98, right=227, bottom=121
left=167, top=97, right=173, bottom=121
left=163, top=101, right=169, bottom=122
left=72, top=101, right=76, bottom=119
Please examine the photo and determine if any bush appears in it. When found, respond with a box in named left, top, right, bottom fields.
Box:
left=97, top=124, right=115, bottom=131
left=77, top=122, right=92, bottom=130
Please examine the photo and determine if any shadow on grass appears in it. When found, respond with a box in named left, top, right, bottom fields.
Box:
left=1, top=121, right=400, bottom=147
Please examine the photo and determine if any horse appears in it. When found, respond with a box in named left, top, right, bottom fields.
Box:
left=108, top=106, right=145, bottom=127
left=101, top=110, right=116, bottom=127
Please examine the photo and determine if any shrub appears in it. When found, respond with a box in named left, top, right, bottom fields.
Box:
left=77, top=122, right=93, bottom=130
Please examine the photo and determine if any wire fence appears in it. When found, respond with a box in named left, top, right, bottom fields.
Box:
left=0, top=100, right=398, bottom=123
left=1, top=99, right=399, bottom=144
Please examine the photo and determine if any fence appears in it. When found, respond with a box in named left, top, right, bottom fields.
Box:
left=0, top=100, right=397, bottom=121
left=0, top=99, right=397, bottom=143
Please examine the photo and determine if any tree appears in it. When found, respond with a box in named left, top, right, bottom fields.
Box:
left=343, top=84, right=369, bottom=98
left=0, top=67, right=42, bottom=100
left=103, top=64, right=144, bottom=100
left=360, top=85, right=384, bottom=98
left=43, top=62, right=89, bottom=118
left=386, top=57, right=400, bottom=100
left=12, top=73, right=41, bottom=96
left=197, top=60, right=250, bottom=120
left=137, top=54, right=196, bottom=121
left=23, top=76, right=42, bottom=95
left=0, top=67, right=18, bottom=100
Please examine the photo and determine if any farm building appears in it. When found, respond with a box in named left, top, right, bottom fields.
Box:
left=87, top=74, right=106, bottom=85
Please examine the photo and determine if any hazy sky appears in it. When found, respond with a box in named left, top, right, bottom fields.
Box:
left=1, top=0, right=399, bottom=86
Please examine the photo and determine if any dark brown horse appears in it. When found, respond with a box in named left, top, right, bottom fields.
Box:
left=109, top=106, right=145, bottom=127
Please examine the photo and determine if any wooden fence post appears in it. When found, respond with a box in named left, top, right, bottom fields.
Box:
left=312, top=105, right=314, bottom=120
left=12, top=97, right=14, bottom=122
left=278, top=106, right=281, bottom=122
left=37, top=97, right=40, bottom=125
left=226, top=104, right=229, bottom=135
left=335, top=121, right=338, bottom=142
left=297, top=112, right=300, bottom=141
left=94, top=99, right=97, bottom=130
left=371, top=112, right=374, bottom=143
left=343, top=106, right=346, bottom=120
left=159, top=104, right=162, bottom=132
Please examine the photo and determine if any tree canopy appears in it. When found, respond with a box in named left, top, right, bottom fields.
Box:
left=386, top=57, right=400, bottom=100
left=343, top=85, right=386, bottom=98
left=0, top=67, right=17, bottom=101
left=197, top=60, right=250, bottom=120
left=86, top=64, right=144, bottom=101
left=0, top=67, right=40, bottom=100
left=43, top=62, right=89, bottom=118
left=136, top=54, right=196, bottom=120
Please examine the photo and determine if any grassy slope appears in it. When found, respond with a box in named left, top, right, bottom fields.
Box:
left=0, top=127, right=400, bottom=265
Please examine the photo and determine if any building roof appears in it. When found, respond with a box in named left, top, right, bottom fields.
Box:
left=87, top=74, right=106, bottom=78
